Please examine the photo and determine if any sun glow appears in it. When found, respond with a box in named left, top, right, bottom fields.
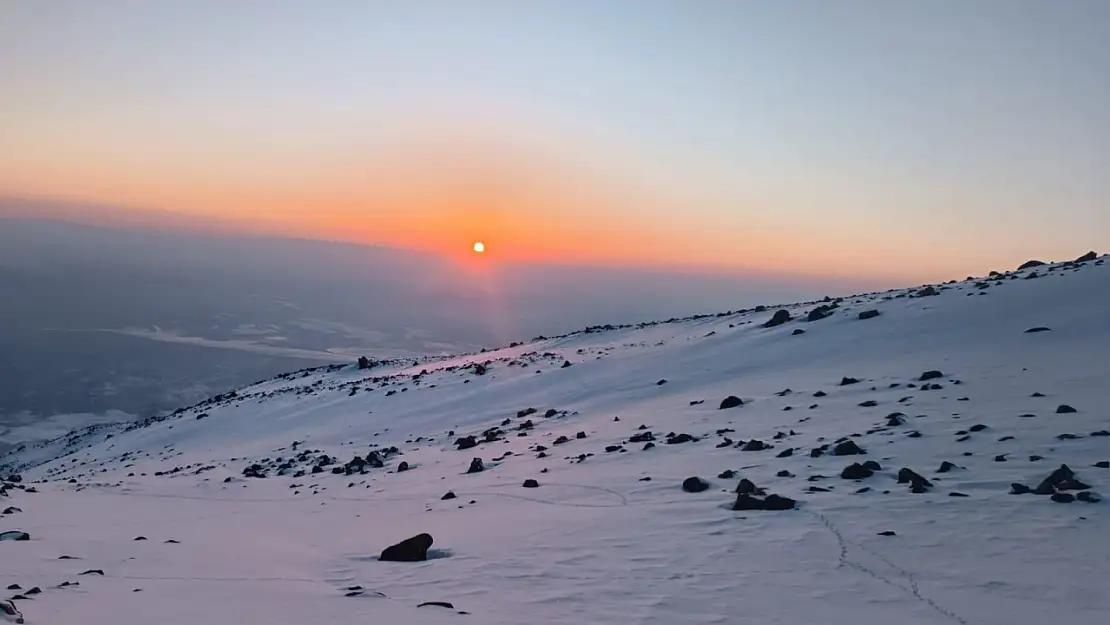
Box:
left=472, top=241, right=485, bottom=253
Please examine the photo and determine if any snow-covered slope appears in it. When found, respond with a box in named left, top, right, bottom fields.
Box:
left=2, top=254, right=1108, bottom=625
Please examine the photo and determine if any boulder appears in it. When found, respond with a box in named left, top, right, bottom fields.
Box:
left=719, top=396, right=743, bottom=410
left=681, top=477, right=710, bottom=493
left=762, top=310, right=793, bottom=328
left=379, top=533, right=434, bottom=562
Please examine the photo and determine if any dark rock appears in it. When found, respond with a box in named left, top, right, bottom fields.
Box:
left=441, top=491, right=457, bottom=500
left=643, top=442, right=655, bottom=450
left=915, top=286, right=939, bottom=297
left=948, top=492, right=969, bottom=498
left=1077, top=491, right=1101, bottom=503
left=1031, top=392, right=1046, bottom=397
left=762, top=309, right=793, bottom=328
left=0, top=531, right=30, bottom=541
left=937, top=461, right=957, bottom=473
left=1010, top=483, right=1031, bottom=494
left=396, top=461, right=410, bottom=473
left=919, top=370, right=944, bottom=381
left=840, top=463, right=873, bottom=480
left=561, top=360, right=572, bottom=368
left=968, top=424, right=988, bottom=432
left=455, top=436, right=478, bottom=451
left=1050, top=493, right=1075, bottom=504
left=79, top=569, right=105, bottom=576
left=896, top=468, right=932, bottom=492
left=832, top=440, right=864, bottom=456
left=418, top=601, right=455, bottom=609
left=379, top=533, right=434, bottom=562
left=741, top=439, right=768, bottom=452
left=605, top=445, right=623, bottom=453
left=1075, top=251, right=1098, bottom=263
left=682, top=477, right=710, bottom=493
left=763, top=494, right=797, bottom=510
left=466, top=458, right=485, bottom=474
left=666, top=433, right=696, bottom=445
left=576, top=431, right=587, bottom=439
left=839, top=377, right=860, bottom=386
left=777, top=470, right=793, bottom=478
left=522, top=479, right=540, bottom=488
left=735, top=478, right=760, bottom=495
left=878, top=531, right=897, bottom=536
left=719, top=395, right=743, bottom=410
left=858, top=400, right=878, bottom=408
left=776, top=448, right=794, bottom=458
left=858, top=310, right=881, bottom=320
left=718, top=470, right=736, bottom=479
left=814, top=390, right=828, bottom=397
left=862, top=460, right=882, bottom=471
left=1024, top=327, right=1052, bottom=333
left=792, top=328, right=806, bottom=336
left=1056, top=405, right=1078, bottom=414
left=1017, top=260, right=1046, bottom=271
left=1095, top=461, right=1110, bottom=469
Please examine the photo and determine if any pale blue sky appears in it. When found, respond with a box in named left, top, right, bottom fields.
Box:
left=2, top=0, right=1107, bottom=277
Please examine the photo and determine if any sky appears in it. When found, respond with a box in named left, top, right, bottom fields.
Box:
left=2, top=0, right=1108, bottom=281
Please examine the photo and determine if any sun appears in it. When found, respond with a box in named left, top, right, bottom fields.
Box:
left=472, top=241, right=485, bottom=254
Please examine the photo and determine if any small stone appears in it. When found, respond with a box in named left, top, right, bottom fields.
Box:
left=1056, top=405, right=1078, bottom=414
left=522, top=479, right=539, bottom=488
left=1050, top=493, right=1075, bottom=504
left=877, top=531, right=897, bottom=536
left=1010, top=483, right=1031, bottom=494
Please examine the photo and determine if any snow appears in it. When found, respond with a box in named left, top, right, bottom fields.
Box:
left=3, top=256, right=1109, bottom=624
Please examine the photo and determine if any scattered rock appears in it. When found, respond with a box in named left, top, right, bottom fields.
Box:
left=937, top=461, right=957, bottom=473
left=682, top=477, right=710, bottom=493
left=418, top=602, right=455, bottom=609
left=1024, top=327, right=1052, bottom=334
left=1010, top=483, right=1031, bottom=494
left=832, top=440, right=864, bottom=456
left=466, top=458, right=485, bottom=474
left=877, top=531, right=897, bottom=536
left=918, top=370, right=944, bottom=381
left=0, top=531, right=30, bottom=542
left=718, top=470, right=736, bottom=479
left=840, top=463, right=873, bottom=480
left=719, top=396, right=744, bottom=410
left=1056, top=405, right=1078, bottom=414
left=733, top=493, right=796, bottom=511
left=522, top=479, right=539, bottom=489
left=858, top=310, right=881, bottom=320
left=1077, top=491, right=1101, bottom=503
left=1050, top=493, right=1075, bottom=504
left=839, top=377, right=860, bottom=386
left=762, top=310, right=793, bottom=328
left=379, top=533, right=434, bottom=562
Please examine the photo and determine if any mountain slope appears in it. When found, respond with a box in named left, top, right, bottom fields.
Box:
left=2, top=254, right=1108, bottom=625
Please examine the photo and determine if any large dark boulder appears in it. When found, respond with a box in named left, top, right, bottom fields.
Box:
left=466, top=458, right=485, bottom=474
left=840, top=463, right=873, bottom=480
left=682, top=477, right=710, bottom=493
left=0, top=531, right=30, bottom=541
left=1075, top=251, right=1098, bottom=263
left=762, top=310, right=793, bottom=328
left=379, top=533, right=434, bottom=562
left=719, top=396, right=743, bottom=410
left=832, top=440, right=864, bottom=456
left=1018, top=259, right=1046, bottom=271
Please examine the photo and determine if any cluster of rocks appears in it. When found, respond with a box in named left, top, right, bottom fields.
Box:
left=1010, top=465, right=1100, bottom=503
